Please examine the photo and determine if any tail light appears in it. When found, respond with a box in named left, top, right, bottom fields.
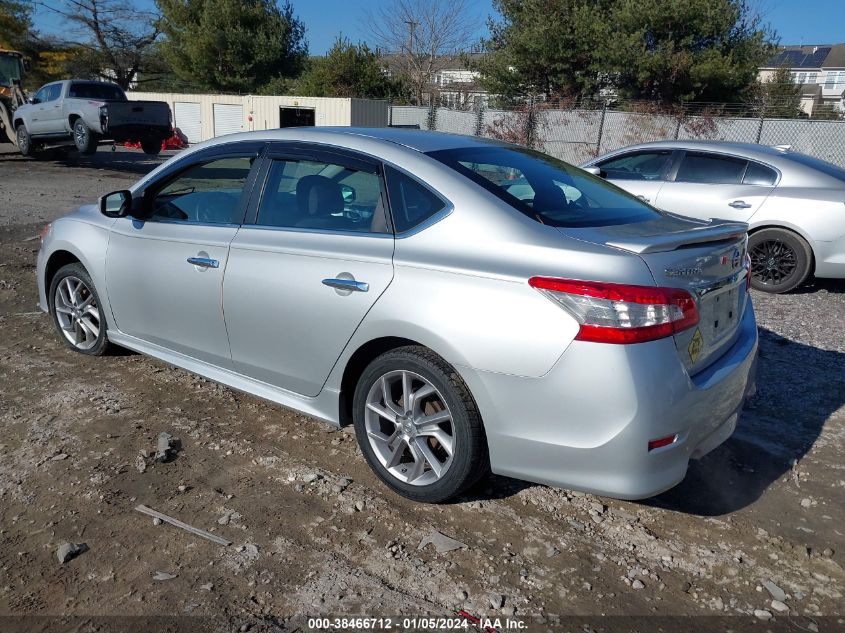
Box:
left=39, top=223, right=51, bottom=242
left=529, top=277, right=699, bottom=344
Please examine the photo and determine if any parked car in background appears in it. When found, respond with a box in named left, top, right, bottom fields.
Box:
left=12, top=80, right=171, bottom=157
left=37, top=128, right=757, bottom=503
left=584, top=141, right=845, bottom=293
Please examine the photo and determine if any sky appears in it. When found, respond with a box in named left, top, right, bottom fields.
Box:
left=32, top=0, right=845, bottom=55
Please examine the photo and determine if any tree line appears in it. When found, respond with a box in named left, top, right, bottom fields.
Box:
left=0, top=0, right=836, bottom=119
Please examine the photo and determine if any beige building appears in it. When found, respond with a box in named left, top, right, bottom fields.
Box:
left=758, top=44, right=845, bottom=116
left=126, top=92, right=389, bottom=144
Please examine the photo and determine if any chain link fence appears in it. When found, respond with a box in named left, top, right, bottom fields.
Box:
left=390, top=103, right=845, bottom=168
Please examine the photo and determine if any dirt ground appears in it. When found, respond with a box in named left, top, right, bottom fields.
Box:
left=0, top=144, right=843, bottom=633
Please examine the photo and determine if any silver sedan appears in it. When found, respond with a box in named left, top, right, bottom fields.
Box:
left=37, top=128, right=757, bottom=502
left=584, top=140, right=845, bottom=293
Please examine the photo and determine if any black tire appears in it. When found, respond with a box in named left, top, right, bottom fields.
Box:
left=72, top=118, right=98, bottom=154
left=748, top=228, right=813, bottom=293
left=140, top=139, right=162, bottom=155
left=352, top=346, right=489, bottom=503
left=48, top=263, right=111, bottom=356
left=16, top=123, right=35, bottom=157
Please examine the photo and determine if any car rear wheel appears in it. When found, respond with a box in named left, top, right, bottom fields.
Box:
left=48, top=263, right=111, bottom=355
left=748, top=228, right=812, bottom=293
left=353, top=346, right=488, bottom=503
left=73, top=119, right=98, bottom=155
left=140, top=138, right=162, bottom=155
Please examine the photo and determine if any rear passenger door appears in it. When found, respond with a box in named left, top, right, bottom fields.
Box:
left=223, top=144, right=395, bottom=397
left=655, top=151, right=777, bottom=221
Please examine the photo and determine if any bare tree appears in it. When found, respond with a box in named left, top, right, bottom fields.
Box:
left=366, top=0, right=481, bottom=105
left=34, top=0, right=160, bottom=89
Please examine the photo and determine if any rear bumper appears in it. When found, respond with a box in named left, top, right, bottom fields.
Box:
left=103, top=124, right=171, bottom=142
left=460, top=302, right=758, bottom=499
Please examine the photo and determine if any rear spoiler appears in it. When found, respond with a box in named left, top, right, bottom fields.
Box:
left=603, top=217, right=748, bottom=254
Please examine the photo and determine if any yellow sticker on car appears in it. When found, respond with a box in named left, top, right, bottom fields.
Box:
left=688, top=328, right=703, bottom=363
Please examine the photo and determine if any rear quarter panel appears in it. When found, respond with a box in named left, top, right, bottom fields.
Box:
left=750, top=188, right=845, bottom=243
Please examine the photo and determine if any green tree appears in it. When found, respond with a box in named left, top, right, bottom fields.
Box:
left=479, top=0, right=774, bottom=104
left=476, top=0, right=602, bottom=103
left=294, top=37, right=402, bottom=99
left=0, top=0, right=31, bottom=49
left=757, top=65, right=802, bottom=118
left=597, top=0, right=774, bottom=103
left=157, top=0, right=307, bottom=93
left=812, top=103, right=843, bottom=120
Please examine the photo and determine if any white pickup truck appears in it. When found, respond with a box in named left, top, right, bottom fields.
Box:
left=12, top=80, right=172, bottom=156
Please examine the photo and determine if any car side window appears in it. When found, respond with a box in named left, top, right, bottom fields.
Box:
left=256, top=158, right=389, bottom=233
left=675, top=152, right=747, bottom=184
left=148, top=156, right=253, bottom=224
left=46, top=84, right=62, bottom=101
left=597, top=151, right=673, bottom=181
left=33, top=86, right=50, bottom=104
left=385, top=166, right=447, bottom=233
left=743, top=161, right=778, bottom=186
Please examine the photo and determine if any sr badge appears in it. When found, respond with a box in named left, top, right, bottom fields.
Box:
left=688, top=328, right=703, bottom=363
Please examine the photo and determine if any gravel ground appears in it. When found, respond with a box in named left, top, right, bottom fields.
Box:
left=0, top=145, right=843, bottom=632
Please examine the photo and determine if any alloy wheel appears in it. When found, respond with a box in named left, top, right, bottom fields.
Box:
left=363, top=370, right=455, bottom=486
left=53, top=276, right=101, bottom=350
left=749, top=239, right=797, bottom=286
left=17, top=127, right=29, bottom=153
left=74, top=122, right=87, bottom=148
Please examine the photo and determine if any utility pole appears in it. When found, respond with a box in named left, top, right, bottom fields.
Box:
left=404, top=19, right=419, bottom=104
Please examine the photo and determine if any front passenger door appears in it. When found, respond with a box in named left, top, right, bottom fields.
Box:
left=595, top=149, right=675, bottom=205
left=106, top=148, right=262, bottom=367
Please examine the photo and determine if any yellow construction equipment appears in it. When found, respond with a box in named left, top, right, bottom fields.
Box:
left=0, top=49, right=27, bottom=146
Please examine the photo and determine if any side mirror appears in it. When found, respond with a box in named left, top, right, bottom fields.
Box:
left=100, top=190, right=132, bottom=218
left=340, top=184, right=356, bottom=203
left=28, top=96, right=38, bottom=105
left=583, top=166, right=606, bottom=178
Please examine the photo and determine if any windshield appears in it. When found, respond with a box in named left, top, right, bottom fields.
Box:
left=427, top=145, right=661, bottom=228
left=0, top=54, right=23, bottom=87
left=68, top=82, right=125, bottom=101
left=781, top=151, right=845, bottom=184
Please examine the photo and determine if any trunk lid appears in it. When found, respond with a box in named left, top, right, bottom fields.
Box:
left=559, top=213, right=750, bottom=375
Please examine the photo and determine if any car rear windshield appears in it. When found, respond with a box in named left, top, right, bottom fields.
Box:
left=68, top=82, right=125, bottom=101
left=427, top=146, right=660, bottom=228
left=780, top=152, right=845, bottom=184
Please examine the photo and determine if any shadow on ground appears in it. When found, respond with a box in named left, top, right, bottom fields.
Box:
left=0, top=143, right=178, bottom=175
left=647, top=326, right=845, bottom=516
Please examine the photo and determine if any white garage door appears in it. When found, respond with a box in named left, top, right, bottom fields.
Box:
left=213, top=104, right=244, bottom=137
left=174, top=102, right=201, bottom=143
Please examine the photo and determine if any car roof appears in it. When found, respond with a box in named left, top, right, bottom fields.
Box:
left=196, top=127, right=507, bottom=154
left=596, top=139, right=796, bottom=162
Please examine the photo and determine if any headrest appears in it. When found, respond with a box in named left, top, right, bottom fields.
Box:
left=296, top=175, right=344, bottom=217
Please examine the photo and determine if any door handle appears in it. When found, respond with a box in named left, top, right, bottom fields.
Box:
left=187, top=256, right=219, bottom=269
left=636, top=195, right=650, bottom=202
left=728, top=200, right=752, bottom=209
left=322, top=278, right=369, bottom=292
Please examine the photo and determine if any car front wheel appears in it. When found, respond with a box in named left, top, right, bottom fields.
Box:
left=16, top=124, right=35, bottom=156
left=353, top=346, right=488, bottom=503
left=48, top=263, right=111, bottom=355
left=748, top=228, right=812, bottom=293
